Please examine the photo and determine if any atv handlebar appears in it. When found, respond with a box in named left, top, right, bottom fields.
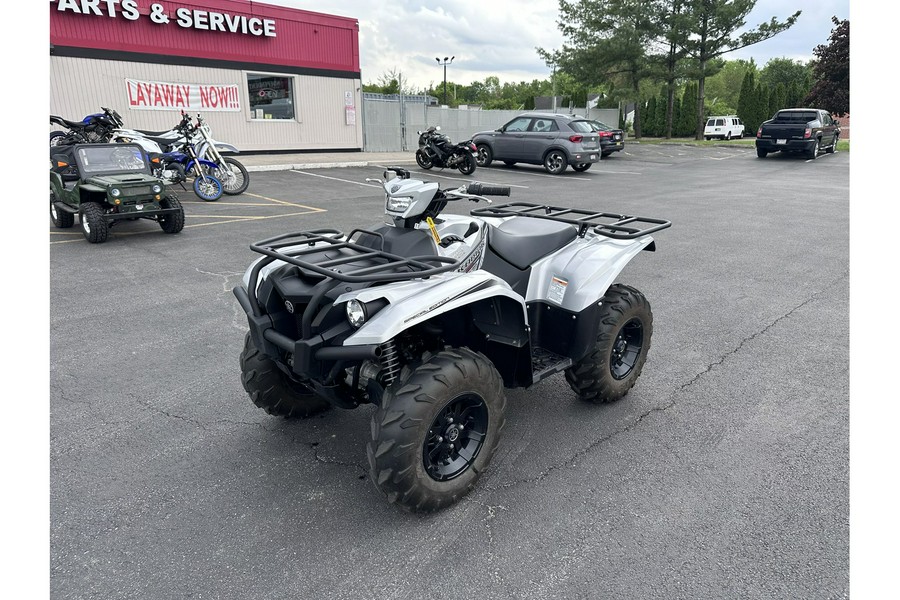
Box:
left=465, top=183, right=511, bottom=197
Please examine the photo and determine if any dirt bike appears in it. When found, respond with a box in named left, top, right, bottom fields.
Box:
left=415, top=126, right=478, bottom=174
left=232, top=166, right=670, bottom=512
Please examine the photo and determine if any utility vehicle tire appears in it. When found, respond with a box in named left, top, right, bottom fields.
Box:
left=457, top=152, right=477, bottom=175
left=543, top=150, right=567, bottom=174
left=826, top=134, right=838, bottom=154
left=158, top=194, right=185, bottom=234
left=49, top=188, right=74, bottom=228
left=217, top=157, right=250, bottom=195
left=476, top=144, right=493, bottom=167
left=415, top=149, right=433, bottom=170
left=503, top=160, right=516, bottom=166
left=756, top=148, right=768, bottom=158
left=80, top=202, right=109, bottom=243
left=565, top=284, right=653, bottom=404
left=367, top=347, right=506, bottom=513
left=572, top=163, right=592, bottom=172
left=239, top=332, right=330, bottom=418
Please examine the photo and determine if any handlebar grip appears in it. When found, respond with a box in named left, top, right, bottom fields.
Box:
left=466, top=183, right=511, bottom=197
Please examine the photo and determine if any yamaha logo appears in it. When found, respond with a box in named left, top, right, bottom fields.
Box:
left=284, top=300, right=295, bottom=314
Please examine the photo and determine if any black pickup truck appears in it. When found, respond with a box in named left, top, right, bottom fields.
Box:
left=755, top=108, right=841, bottom=160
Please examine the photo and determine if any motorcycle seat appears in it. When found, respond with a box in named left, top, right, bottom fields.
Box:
left=51, top=116, right=90, bottom=130
left=135, top=129, right=178, bottom=137
left=488, top=217, right=577, bottom=270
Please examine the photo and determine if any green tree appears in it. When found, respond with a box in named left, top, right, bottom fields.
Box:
left=759, top=57, right=813, bottom=90
left=756, top=81, right=771, bottom=126
left=805, top=16, right=849, bottom=115
left=736, top=69, right=756, bottom=130
left=678, top=83, right=698, bottom=136
left=540, top=0, right=660, bottom=138
left=704, top=58, right=756, bottom=111
left=768, top=82, right=788, bottom=116
left=645, top=96, right=658, bottom=136
left=684, top=1, right=800, bottom=139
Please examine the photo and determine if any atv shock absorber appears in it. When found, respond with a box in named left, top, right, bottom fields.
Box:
left=379, top=339, right=401, bottom=386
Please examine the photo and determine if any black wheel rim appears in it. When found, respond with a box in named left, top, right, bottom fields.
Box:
left=610, top=318, right=644, bottom=380
left=423, top=393, right=489, bottom=481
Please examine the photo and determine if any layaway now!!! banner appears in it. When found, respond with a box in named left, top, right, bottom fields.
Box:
left=126, top=79, right=241, bottom=112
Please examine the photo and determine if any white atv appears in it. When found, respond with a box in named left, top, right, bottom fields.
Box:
left=233, top=167, right=670, bottom=512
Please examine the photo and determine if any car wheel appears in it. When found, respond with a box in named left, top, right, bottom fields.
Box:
left=756, top=148, right=768, bottom=158
left=725, top=132, right=732, bottom=140
left=49, top=187, right=74, bottom=228
left=543, top=150, right=567, bottom=174
left=80, top=202, right=109, bottom=243
left=475, top=144, right=493, bottom=167
left=705, top=136, right=711, bottom=141
left=826, top=134, right=838, bottom=154
left=572, top=163, right=592, bottom=172
left=601, top=151, right=613, bottom=158
left=367, top=347, right=506, bottom=513
left=806, top=139, right=819, bottom=160
left=565, top=284, right=652, bottom=404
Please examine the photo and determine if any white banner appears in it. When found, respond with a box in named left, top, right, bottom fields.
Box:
left=125, top=79, right=241, bottom=112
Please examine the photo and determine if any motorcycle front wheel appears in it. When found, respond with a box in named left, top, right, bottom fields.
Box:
left=415, top=149, right=434, bottom=170
left=212, top=157, right=250, bottom=195
left=193, top=175, right=223, bottom=202
left=457, top=152, right=477, bottom=175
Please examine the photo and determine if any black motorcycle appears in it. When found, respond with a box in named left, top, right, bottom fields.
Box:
left=50, top=106, right=123, bottom=147
left=415, top=126, right=478, bottom=174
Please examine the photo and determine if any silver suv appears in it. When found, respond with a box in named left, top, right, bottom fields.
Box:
left=471, top=113, right=601, bottom=174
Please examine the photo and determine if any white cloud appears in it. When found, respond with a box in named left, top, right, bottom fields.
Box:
left=261, top=0, right=849, bottom=87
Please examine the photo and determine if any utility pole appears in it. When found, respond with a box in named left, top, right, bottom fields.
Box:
left=436, top=56, right=454, bottom=106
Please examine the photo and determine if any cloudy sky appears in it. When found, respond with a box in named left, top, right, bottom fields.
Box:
left=261, top=0, right=850, bottom=91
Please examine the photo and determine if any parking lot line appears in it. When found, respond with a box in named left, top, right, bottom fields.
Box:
left=410, top=170, right=530, bottom=188
left=291, top=170, right=382, bottom=188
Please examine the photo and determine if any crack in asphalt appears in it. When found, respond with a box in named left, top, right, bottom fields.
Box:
left=487, top=272, right=848, bottom=492
left=194, top=267, right=249, bottom=332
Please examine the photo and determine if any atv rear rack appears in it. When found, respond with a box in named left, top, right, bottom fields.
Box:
left=470, top=202, right=671, bottom=239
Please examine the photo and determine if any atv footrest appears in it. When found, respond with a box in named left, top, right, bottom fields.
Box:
left=531, top=346, right=572, bottom=384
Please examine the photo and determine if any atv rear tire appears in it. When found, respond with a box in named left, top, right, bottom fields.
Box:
left=239, top=332, right=330, bottom=418
left=367, top=347, right=506, bottom=512
left=50, top=188, right=74, bottom=228
left=80, top=202, right=109, bottom=243
left=158, top=194, right=185, bottom=234
left=565, top=284, right=653, bottom=404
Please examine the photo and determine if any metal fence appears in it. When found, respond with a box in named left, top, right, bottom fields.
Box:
left=361, top=100, right=620, bottom=152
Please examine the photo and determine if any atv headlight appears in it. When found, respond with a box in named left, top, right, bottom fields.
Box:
left=346, top=299, right=366, bottom=328
left=386, top=196, right=412, bottom=212
left=110, top=188, right=121, bottom=197
left=151, top=184, right=162, bottom=194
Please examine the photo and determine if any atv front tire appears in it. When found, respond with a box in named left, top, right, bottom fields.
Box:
left=239, top=332, right=330, bottom=418
left=367, top=347, right=506, bottom=512
left=158, top=194, right=185, bottom=234
left=565, top=284, right=653, bottom=404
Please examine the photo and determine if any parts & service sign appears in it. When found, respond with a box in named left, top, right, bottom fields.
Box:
left=54, top=0, right=278, bottom=37
left=126, top=79, right=241, bottom=111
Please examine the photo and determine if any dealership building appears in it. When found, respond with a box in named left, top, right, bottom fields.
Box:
left=49, top=0, right=363, bottom=152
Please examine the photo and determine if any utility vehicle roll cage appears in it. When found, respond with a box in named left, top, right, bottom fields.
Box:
left=470, top=202, right=671, bottom=239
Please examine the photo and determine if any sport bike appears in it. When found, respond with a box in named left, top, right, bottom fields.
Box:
left=50, top=107, right=123, bottom=146
left=415, top=126, right=478, bottom=174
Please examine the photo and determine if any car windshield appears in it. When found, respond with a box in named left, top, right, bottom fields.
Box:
left=75, top=145, right=149, bottom=175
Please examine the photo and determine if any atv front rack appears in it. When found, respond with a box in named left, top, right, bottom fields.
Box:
left=470, top=202, right=671, bottom=240
left=244, top=229, right=461, bottom=315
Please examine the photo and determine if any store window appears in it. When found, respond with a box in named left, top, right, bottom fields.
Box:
left=247, top=74, right=295, bottom=120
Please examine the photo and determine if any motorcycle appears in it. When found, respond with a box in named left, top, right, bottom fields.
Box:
left=192, top=113, right=250, bottom=195
left=50, top=107, right=123, bottom=146
left=146, top=113, right=223, bottom=202
left=415, top=126, right=478, bottom=174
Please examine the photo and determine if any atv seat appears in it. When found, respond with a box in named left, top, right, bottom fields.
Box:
left=489, top=217, right=577, bottom=270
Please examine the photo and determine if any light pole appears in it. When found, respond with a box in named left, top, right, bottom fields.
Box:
left=436, top=56, right=454, bottom=105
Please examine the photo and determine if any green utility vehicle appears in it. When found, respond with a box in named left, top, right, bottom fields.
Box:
left=50, top=143, right=184, bottom=243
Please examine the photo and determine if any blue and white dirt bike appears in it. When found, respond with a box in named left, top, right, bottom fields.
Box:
left=147, top=113, right=223, bottom=202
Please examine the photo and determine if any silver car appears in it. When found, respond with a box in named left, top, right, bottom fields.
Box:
left=472, top=113, right=601, bottom=174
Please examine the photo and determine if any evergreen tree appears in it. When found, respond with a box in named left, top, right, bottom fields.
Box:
left=671, top=96, right=682, bottom=136
left=645, top=96, right=658, bottom=136
left=755, top=82, right=771, bottom=127
left=769, top=82, right=787, bottom=116
left=737, top=69, right=755, bottom=127
left=654, top=92, right=668, bottom=136
left=678, top=83, right=698, bottom=136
